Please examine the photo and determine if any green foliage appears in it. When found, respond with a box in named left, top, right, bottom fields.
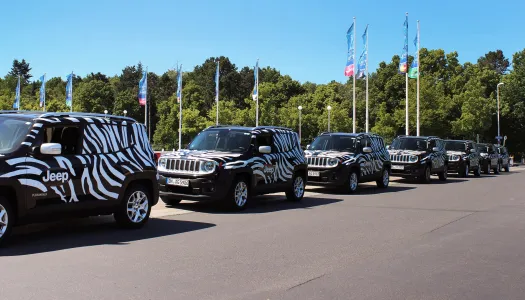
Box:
left=1, top=49, right=524, bottom=156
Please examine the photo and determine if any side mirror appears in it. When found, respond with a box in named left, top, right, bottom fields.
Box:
left=362, top=147, right=373, bottom=153
left=432, top=147, right=440, bottom=152
left=386, top=145, right=390, bottom=150
left=258, top=146, right=271, bottom=154
left=469, top=149, right=476, bottom=153
left=306, top=144, right=311, bottom=150
left=41, top=143, right=62, bottom=155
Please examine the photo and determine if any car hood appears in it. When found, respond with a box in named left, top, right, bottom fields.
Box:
left=388, top=149, right=427, bottom=156
left=160, top=150, right=244, bottom=162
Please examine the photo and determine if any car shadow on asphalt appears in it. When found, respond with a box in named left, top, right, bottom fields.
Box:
left=391, top=177, right=469, bottom=184
left=305, top=185, right=416, bottom=195
left=0, top=217, right=215, bottom=256
left=166, top=195, right=342, bottom=214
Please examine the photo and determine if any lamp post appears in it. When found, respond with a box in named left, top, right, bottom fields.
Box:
left=497, top=83, right=504, bottom=145
left=327, top=105, right=332, bottom=132
left=123, top=110, right=127, bottom=117
left=104, top=110, right=108, bottom=118
left=298, top=106, right=303, bottom=143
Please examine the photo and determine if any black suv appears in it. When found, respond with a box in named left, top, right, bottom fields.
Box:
left=444, top=140, right=481, bottom=177
left=304, top=132, right=391, bottom=193
left=0, top=112, right=158, bottom=246
left=157, top=126, right=307, bottom=210
left=388, top=135, right=448, bottom=182
left=477, top=143, right=500, bottom=174
left=495, top=145, right=510, bottom=172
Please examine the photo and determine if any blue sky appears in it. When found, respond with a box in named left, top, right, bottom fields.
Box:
left=1, top=0, right=524, bottom=84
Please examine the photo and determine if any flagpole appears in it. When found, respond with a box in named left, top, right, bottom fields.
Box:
left=216, top=60, right=219, bottom=126
left=416, top=20, right=420, bottom=136
left=352, top=17, right=356, bottom=133
left=17, top=75, right=20, bottom=111
left=145, top=68, right=148, bottom=130
left=256, top=58, right=259, bottom=127
left=405, top=12, right=409, bottom=136
left=179, top=66, right=183, bottom=150
left=70, top=71, right=73, bottom=113
left=365, top=25, right=369, bottom=133
left=43, top=73, right=46, bottom=112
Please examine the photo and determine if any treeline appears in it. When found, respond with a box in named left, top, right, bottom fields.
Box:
left=1, top=49, right=524, bottom=156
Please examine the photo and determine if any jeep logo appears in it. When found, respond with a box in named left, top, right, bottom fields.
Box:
left=43, top=170, right=69, bottom=183
left=263, top=164, right=276, bottom=175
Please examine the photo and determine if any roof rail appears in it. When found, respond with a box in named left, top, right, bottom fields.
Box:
left=254, top=126, right=293, bottom=131
left=0, top=110, right=43, bottom=114
left=39, top=112, right=136, bottom=122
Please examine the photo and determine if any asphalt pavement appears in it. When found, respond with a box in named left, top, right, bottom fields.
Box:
left=1, top=168, right=525, bottom=300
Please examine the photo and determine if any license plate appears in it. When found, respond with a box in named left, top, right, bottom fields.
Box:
left=166, top=178, right=190, bottom=187
left=308, top=170, right=320, bottom=177
left=392, top=165, right=404, bottom=170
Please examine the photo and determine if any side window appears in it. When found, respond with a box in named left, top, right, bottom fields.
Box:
left=359, top=137, right=371, bottom=152
left=428, top=139, right=437, bottom=150
left=256, top=134, right=274, bottom=153
left=42, top=125, right=82, bottom=155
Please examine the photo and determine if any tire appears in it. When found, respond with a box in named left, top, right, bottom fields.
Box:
left=0, top=197, right=13, bottom=247
left=376, top=168, right=390, bottom=188
left=420, top=165, right=432, bottom=183
left=504, top=164, right=510, bottom=172
left=114, top=184, right=152, bottom=229
left=286, top=173, right=306, bottom=202
left=345, top=170, right=359, bottom=193
left=225, top=176, right=250, bottom=211
left=460, top=164, right=469, bottom=178
left=484, top=162, right=490, bottom=174
left=474, top=163, right=481, bottom=177
left=494, top=163, right=500, bottom=175
left=160, top=196, right=182, bottom=206
left=438, top=165, right=448, bottom=181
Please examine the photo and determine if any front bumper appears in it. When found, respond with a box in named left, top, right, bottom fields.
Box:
left=447, top=160, right=464, bottom=172
left=390, top=163, right=425, bottom=177
left=158, top=171, right=231, bottom=201
left=307, top=166, right=349, bottom=186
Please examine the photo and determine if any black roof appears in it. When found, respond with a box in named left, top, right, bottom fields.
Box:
left=0, top=110, right=136, bottom=123
left=319, top=132, right=382, bottom=138
left=444, top=139, right=474, bottom=143
left=396, top=135, right=440, bottom=140
left=205, top=125, right=294, bottom=132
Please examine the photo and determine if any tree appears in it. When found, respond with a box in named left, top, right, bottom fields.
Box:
left=8, top=59, right=32, bottom=84
left=478, top=50, right=510, bottom=75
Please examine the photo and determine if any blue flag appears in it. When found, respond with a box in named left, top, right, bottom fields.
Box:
left=252, top=60, right=258, bottom=101
left=399, top=15, right=409, bottom=74
left=409, top=32, right=419, bottom=79
left=65, top=73, right=73, bottom=108
left=215, top=61, right=220, bottom=103
left=344, top=24, right=355, bottom=77
left=39, top=74, right=46, bottom=108
left=176, top=65, right=182, bottom=103
left=13, top=76, right=20, bottom=109
left=138, top=70, right=147, bottom=106
left=357, top=25, right=368, bottom=79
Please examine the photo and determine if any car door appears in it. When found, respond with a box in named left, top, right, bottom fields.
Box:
left=24, top=124, right=86, bottom=210
left=467, top=142, right=478, bottom=167
left=489, top=145, right=498, bottom=167
left=358, top=136, right=375, bottom=180
left=253, top=132, right=277, bottom=194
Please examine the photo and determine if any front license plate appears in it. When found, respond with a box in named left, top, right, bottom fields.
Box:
left=392, top=165, right=404, bottom=170
left=166, top=178, right=190, bottom=187
left=308, top=171, right=320, bottom=177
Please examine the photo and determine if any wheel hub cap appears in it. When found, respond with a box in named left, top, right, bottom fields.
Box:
left=350, top=173, right=358, bottom=190
left=0, top=204, right=8, bottom=238
left=126, top=191, right=149, bottom=223
left=235, top=182, right=248, bottom=207
left=294, top=177, right=305, bottom=198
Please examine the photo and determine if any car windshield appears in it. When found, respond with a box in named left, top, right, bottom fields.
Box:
left=477, top=145, right=488, bottom=153
left=309, top=135, right=356, bottom=152
left=0, top=117, right=32, bottom=154
left=445, top=141, right=466, bottom=152
left=188, top=129, right=252, bottom=152
left=390, top=137, right=427, bottom=151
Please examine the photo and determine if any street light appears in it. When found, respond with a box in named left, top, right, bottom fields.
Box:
left=297, top=106, right=303, bottom=143
left=123, top=110, right=127, bottom=117
left=327, top=105, right=332, bottom=132
left=497, top=83, right=504, bottom=145
left=104, top=110, right=108, bottom=118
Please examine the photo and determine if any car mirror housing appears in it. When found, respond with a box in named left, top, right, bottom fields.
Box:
left=432, top=147, right=440, bottom=152
left=41, top=143, right=62, bottom=155
left=362, top=147, right=373, bottom=153
left=258, top=146, right=272, bottom=154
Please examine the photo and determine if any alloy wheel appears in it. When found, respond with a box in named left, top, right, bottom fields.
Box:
left=0, top=204, right=8, bottom=239
left=293, top=176, right=305, bottom=198
left=234, top=181, right=248, bottom=207
left=126, top=191, right=149, bottom=223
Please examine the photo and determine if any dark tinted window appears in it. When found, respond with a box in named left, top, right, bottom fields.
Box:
left=310, top=135, right=356, bottom=152
left=391, top=138, right=427, bottom=151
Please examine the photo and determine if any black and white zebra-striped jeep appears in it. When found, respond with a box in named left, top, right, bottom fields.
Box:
left=304, top=132, right=391, bottom=193
left=157, top=126, right=307, bottom=210
left=0, top=111, right=158, bottom=246
left=388, top=135, right=448, bottom=183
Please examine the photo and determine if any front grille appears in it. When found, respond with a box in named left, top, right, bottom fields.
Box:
left=390, top=154, right=413, bottom=163
left=165, top=158, right=201, bottom=173
left=307, top=157, right=328, bottom=167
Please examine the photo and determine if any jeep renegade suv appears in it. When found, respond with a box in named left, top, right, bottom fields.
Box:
left=304, top=132, right=391, bottom=193
left=0, top=111, right=158, bottom=246
left=444, top=140, right=481, bottom=177
left=477, top=143, right=500, bottom=174
left=157, top=126, right=307, bottom=210
left=495, top=145, right=511, bottom=172
left=388, top=135, right=448, bottom=183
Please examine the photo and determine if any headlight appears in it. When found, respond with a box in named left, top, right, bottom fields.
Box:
left=327, top=158, right=339, bottom=166
left=202, top=161, right=216, bottom=172
left=409, top=155, right=418, bottom=162
left=451, top=155, right=460, bottom=161
left=159, top=158, right=167, bottom=169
